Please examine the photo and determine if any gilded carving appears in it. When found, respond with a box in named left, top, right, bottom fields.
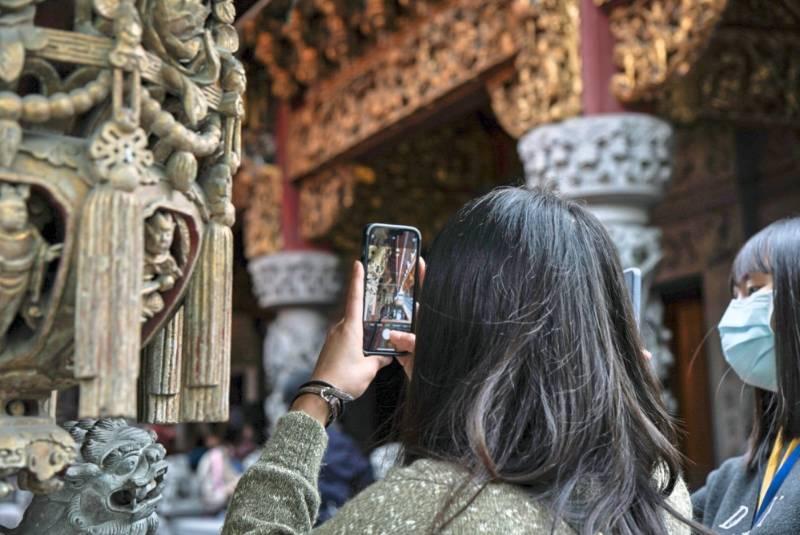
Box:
left=298, top=164, right=360, bottom=241
left=285, top=0, right=556, bottom=178
left=0, top=183, right=62, bottom=352
left=298, top=114, right=513, bottom=253
left=487, top=0, right=582, bottom=138
left=656, top=0, right=800, bottom=125
left=242, top=163, right=283, bottom=259
left=609, top=0, right=729, bottom=102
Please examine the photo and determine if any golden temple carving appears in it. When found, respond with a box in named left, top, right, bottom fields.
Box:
left=242, top=163, right=284, bottom=259
left=0, top=0, right=245, bottom=496
left=245, top=0, right=582, bottom=179
left=487, top=0, right=582, bottom=138
left=656, top=0, right=800, bottom=125
left=609, top=0, right=730, bottom=102
left=298, top=113, right=517, bottom=254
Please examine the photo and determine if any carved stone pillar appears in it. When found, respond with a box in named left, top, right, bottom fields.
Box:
left=519, top=113, right=676, bottom=408
left=248, top=251, right=343, bottom=428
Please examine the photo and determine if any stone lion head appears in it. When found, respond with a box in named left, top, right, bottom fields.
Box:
left=12, top=419, right=168, bottom=535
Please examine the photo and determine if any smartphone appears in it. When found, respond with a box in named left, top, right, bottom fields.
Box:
left=362, top=224, right=421, bottom=356
left=623, top=267, right=642, bottom=326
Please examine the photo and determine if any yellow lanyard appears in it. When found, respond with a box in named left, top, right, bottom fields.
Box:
left=758, top=432, right=800, bottom=509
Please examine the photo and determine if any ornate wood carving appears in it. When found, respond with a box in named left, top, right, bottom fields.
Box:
left=241, top=163, right=283, bottom=259
left=298, top=112, right=516, bottom=254
left=656, top=0, right=800, bottom=125
left=243, top=0, right=447, bottom=99
left=487, top=0, right=582, bottom=138
left=608, top=0, right=730, bottom=102
left=247, top=0, right=581, bottom=178
left=285, top=0, right=520, bottom=178
left=0, top=0, right=245, bottom=494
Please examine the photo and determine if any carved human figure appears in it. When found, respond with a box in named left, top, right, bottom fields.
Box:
left=11, top=418, right=167, bottom=535
left=142, top=211, right=182, bottom=321
left=202, top=161, right=235, bottom=226
left=0, top=183, right=62, bottom=351
left=137, top=0, right=219, bottom=125
left=144, top=0, right=211, bottom=65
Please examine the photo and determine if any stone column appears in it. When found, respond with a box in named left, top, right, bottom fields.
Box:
left=518, top=113, right=676, bottom=409
left=248, top=251, right=343, bottom=428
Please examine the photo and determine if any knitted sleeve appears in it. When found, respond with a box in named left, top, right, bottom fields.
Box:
left=221, top=411, right=328, bottom=535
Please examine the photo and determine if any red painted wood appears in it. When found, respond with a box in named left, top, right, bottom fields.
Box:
left=580, top=0, right=625, bottom=115
left=277, top=102, right=313, bottom=250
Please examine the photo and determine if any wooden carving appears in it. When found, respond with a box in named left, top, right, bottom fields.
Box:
left=248, top=0, right=582, bottom=179
left=298, top=113, right=516, bottom=254
left=486, top=0, right=582, bottom=138
left=0, top=184, right=62, bottom=353
left=241, top=163, right=283, bottom=260
left=608, top=0, right=730, bottom=102
left=655, top=0, right=800, bottom=125
left=0, top=0, right=245, bottom=494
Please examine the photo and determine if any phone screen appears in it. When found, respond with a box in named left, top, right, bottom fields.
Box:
left=362, top=225, right=420, bottom=354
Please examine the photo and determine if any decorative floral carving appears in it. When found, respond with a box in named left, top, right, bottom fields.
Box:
left=518, top=113, right=676, bottom=404
left=519, top=113, right=673, bottom=199
left=298, top=164, right=359, bottom=241
left=1, top=0, right=245, bottom=499
left=609, top=0, right=729, bottom=102
left=487, top=0, right=582, bottom=138
left=285, top=0, right=568, bottom=178
left=89, top=121, right=155, bottom=189
left=656, top=0, right=800, bottom=125
left=0, top=119, right=21, bottom=167
left=248, top=251, right=342, bottom=309
left=242, top=163, right=283, bottom=260
left=296, top=113, right=514, bottom=254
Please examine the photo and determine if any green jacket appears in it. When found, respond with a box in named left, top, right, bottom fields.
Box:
left=222, top=411, right=693, bottom=534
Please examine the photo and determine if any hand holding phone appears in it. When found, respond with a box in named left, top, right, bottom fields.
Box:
left=362, top=224, right=421, bottom=356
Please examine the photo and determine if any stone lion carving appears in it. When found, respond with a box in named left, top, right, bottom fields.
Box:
left=10, top=419, right=167, bottom=535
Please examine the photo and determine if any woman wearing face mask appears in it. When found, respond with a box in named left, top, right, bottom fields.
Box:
left=693, top=218, right=800, bottom=534
left=222, top=187, right=700, bottom=534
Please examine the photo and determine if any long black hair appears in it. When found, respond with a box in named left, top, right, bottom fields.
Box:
left=399, top=187, right=690, bottom=534
left=731, top=217, right=800, bottom=470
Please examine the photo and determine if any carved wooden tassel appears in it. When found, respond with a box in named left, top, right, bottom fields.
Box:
left=76, top=182, right=143, bottom=418
left=181, top=220, right=232, bottom=422
left=140, top=308, right=184, bottom=423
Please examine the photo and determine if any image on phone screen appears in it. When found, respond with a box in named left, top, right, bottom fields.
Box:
left=363, top=225, right=419, bottom=354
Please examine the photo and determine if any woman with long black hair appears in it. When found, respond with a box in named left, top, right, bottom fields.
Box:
left=693, top=218, right=800, bottom=534
left=222, top=187, right=696, bottom=534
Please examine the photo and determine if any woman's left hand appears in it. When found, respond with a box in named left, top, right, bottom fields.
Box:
left=309, top=261, right=393, bottom=398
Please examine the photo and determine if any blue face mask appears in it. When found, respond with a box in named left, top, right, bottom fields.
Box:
left=718, top=288, right=777, bottom=392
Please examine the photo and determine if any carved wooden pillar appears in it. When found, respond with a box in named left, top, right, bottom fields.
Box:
left=519, top=113, right=676, bottom=406
left=0, top=1, right=245, bottom=528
